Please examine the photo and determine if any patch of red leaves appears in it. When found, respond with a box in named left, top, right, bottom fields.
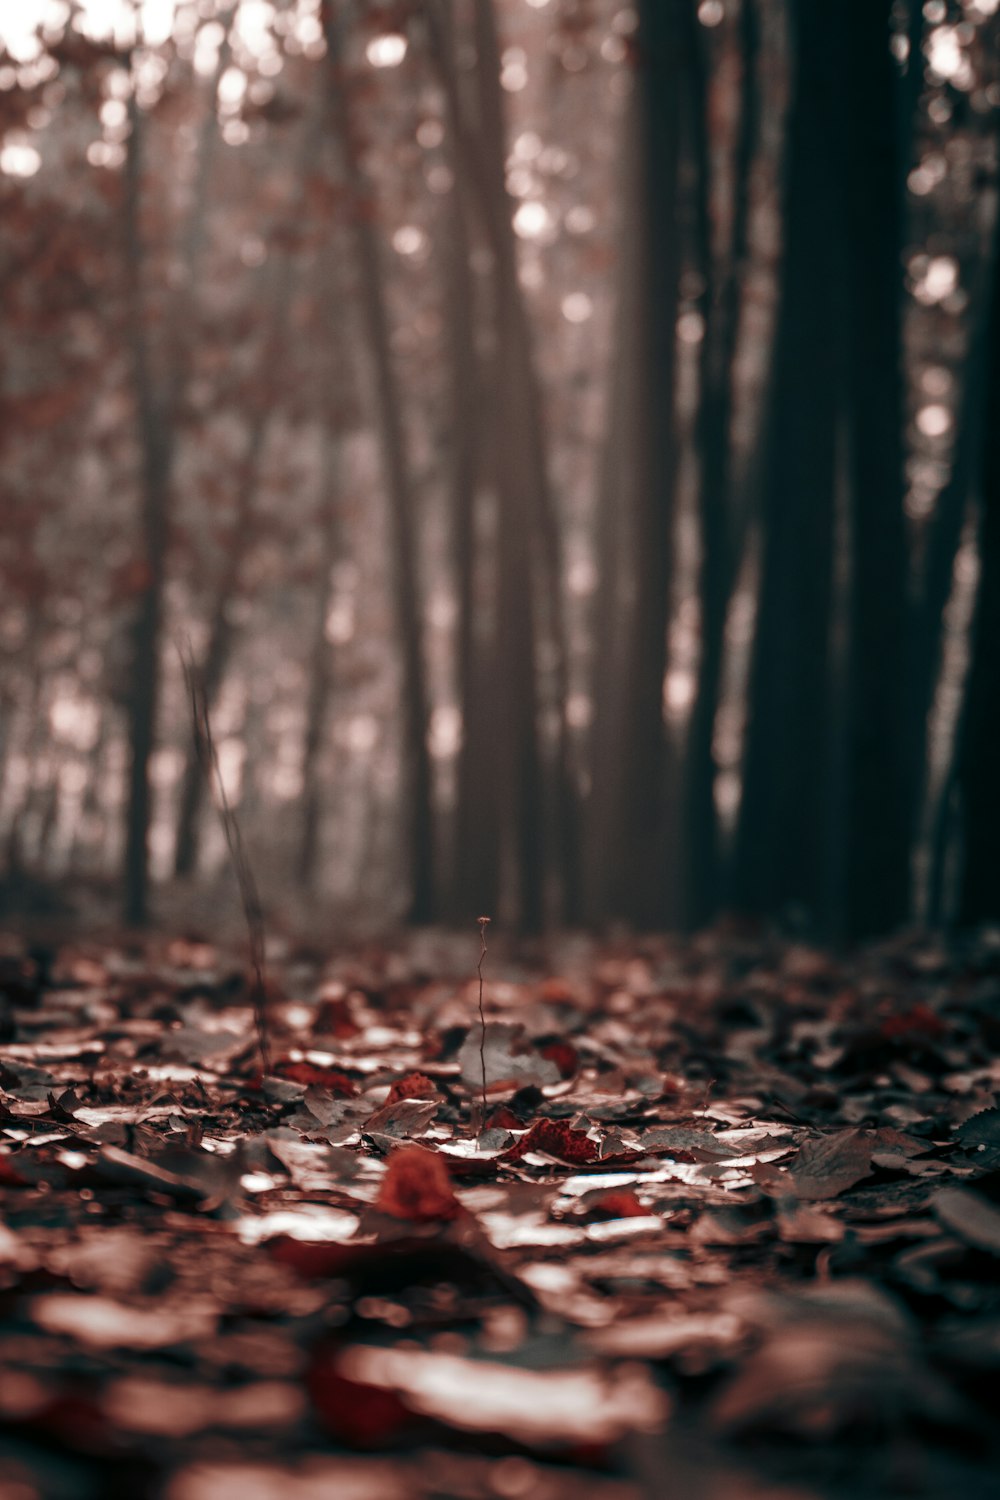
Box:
left=384, top=1071, right=438, bottom=1106
left=0, top=1152, right=28, bottom=1186
left=274, top=1060, right=358, bottom=1094
left=307, top=1357, right=418, bottom=1447
left=376, top=1145, right=461, bottom=1222
left=486, top=1105, right=523, bottom=1131
left=314, top=997, right=361, bottom=1038
left=503, top=1118, right=600, bottom=1165
left=880, top=1005, right=946, bottom=1042
left=539, top=1041, right=579, bottom=1079
left=586, top=1190, right=647, bottom=1219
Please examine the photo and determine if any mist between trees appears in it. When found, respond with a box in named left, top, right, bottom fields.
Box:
left=0, top=0, right=998, bottom=941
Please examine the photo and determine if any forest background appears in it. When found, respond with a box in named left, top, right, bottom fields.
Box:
left=1, top=0, right=999, bottom=946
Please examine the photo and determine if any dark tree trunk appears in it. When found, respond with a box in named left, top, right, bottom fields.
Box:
left=842, top=0, right=911, bottom=938
left=957, top=218, right=1000, bottom=926
left=122, top=98, right=169, bottom=928
left=120, top=50, right=224, bottom=925
left=297, top=434, right=342, bottom=890
left=428, top=0, right=578, bottom=927
left=599, top=0, right=684, bottom=928
left=586, top=95, right=651, bottom=924
left=470, top=0, right=578, bottom=928
left=683, top=0, right=759, bottom=930
left=733, top=0, right=842, bottom=928
left=427, top=2, right=502, bottom=923
left=472, top=17, right=545, bottom=931
left=910, top=243, right=993, bottom=925
left=493, top=354, right=546, bottom=933
left=325, top=22, right=436, bottom=923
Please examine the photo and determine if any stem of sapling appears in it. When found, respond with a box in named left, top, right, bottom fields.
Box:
left=179, top=641, right=271, bottom=1080
left=476, top=916, right=490, bottom=1137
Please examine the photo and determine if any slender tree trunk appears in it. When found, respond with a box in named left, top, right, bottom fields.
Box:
left=733, top=0, right=842, bottom=928
left=492, top=345, right=546, bottom=932
left=585, top=92, right=644, bottom=923
left=957, top=216, right=1000, bottom=926
left=842, top=0, right=911, bottom=938
left=325, top=21, right=436, bottom=923
left=908, top=243, right=992, bottom=915
left=173, top=419, right=267, bottom=877
left=122, top=96, right=169, bottom=927
left=684, top=0, right=759, bottom=929
left=120, top=45, right=224, bottom=925
left=471, top=1, right=548, bottom=930
left=297, top=433, right=342, bottom=889
left=68, top=710, right=109, bottom=874
left=597, top=0, right=685, bottom=929
left=427, top=0, right=578, bottom=926
left=428, top=3, right=501, bottom=922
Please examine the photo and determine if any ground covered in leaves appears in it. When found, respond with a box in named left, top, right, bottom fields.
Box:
left=1, top=927, right=999, bottom=1500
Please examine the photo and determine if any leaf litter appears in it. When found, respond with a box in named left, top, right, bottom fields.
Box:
left=0, top=927, right=999, bottom=1498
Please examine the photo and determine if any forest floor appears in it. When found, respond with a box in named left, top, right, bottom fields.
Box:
left=1, top=924, right=999, bottom=1500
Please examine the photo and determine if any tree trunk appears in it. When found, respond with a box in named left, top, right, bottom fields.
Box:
left=427, top=0, right=578, bottom=927
left=733, top=0, right=842, bottom=929
left=472, top=1, right=544, bottom=931
left=427, top=2, right=501, bottom=923
left=122, top=96, right=169, bottom=928
left=683, top=0, right=759, bottom=930
left=120, top=48, right=224, bottom=925
left=297, top=433, right=342, bottom=889
left=173, top=419, right=267, bottom=878
left=909, top=243, right=993, bottom=920
left=325, top=22, right=436, bottom=924
left=842, top=0, right=911, bottom=938
left=597, top=0, right=685, bottom=929
left=585, top=91, right=645, bottom=924
left=957, top=215, right=1000, bottom=926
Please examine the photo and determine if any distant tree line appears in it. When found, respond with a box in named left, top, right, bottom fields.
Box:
left=0, top=0, right=997, bottom=939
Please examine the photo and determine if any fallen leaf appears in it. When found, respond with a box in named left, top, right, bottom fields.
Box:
left=384, top=1072, right=438, bottom=1105
left=503, top=1118, right=601, bottom=1166
left=376, top=1145, right=461, bottom=1222
left=789, top=1130, right=874, bottom=1199
left=932, top=1187, right=1000, bottom=1257
left=458, top=1024, right=560, bottom=1091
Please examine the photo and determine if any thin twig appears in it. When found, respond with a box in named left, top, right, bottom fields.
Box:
left=179, top=642, right=271, bottom=1078
left=476, top=916, right=490, bottom=1133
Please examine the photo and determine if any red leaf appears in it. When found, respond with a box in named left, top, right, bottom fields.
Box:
left=384, top=1071, right=438, bottom=1106
left=307, top=1358, right=417, bottom=1447
left=485, top=1105, right=523, bottom=1131
left=539, top=1041, right=579, bottom=1079
left=880, top=1005, right=946, bottom=1043
left=275, top=1060, right=358, bottom=1095
left=376, top=1145, right=461, bottom=1222
left=269, top=1240, right=362, bottom=1279
left=315, top=998, right=361, bottom=1038
left=539, top=977, right=575, bottom=1004
left=587, top=1190, right=647, bottom=1219
left=0, top=1152, right=28, bottom=1186
left=504, top=1118, right=600, bottom=1165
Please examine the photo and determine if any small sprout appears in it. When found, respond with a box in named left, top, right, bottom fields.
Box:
left=476, top=917, right=491, bottom=1136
